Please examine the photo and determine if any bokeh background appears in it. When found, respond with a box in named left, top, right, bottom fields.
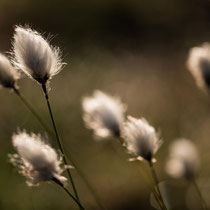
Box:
left=1, top=0, right=210, bottom=209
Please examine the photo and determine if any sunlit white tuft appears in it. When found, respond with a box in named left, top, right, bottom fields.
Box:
left=166, top=139, right=199, bottom=180
left=122, top=116, right=162, bottom=162
left=12, top=26, right=64, bottom=84
left=0, top=53, right=19, bottom=89
left=187, top=43, right=210, bottom=91
left=9, top=131, right=67, bottom=186
left=82, top=90, right=127, bottom=139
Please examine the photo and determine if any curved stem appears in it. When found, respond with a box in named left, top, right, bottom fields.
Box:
left=137, top=163, right=165, bottom=210
left=13, top=88, right=52, bottom=133
left=53, top=178, right=85, bottom=210
left=149, top=161, right=168, bottom=210
left=42, top=84, right=81, bottom=209
left=192, top=179, right=207, bottom=210
left=62, top=186, right=85, bottom=210
left=116, top=138, right=164, bottom=209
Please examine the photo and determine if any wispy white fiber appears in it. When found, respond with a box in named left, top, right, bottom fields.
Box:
left=0, top=53, right=19, bottom=88
left=187, top=43, right=210, bottom=91
left=9, top=131, right=67, bottom=186
left=82, top=90, right=127, bottom=139
left=166, top=139, right=199, bottom=180
left=122, top=116, right=162, bottom=162
left=12, top=26, right=64, bottom=84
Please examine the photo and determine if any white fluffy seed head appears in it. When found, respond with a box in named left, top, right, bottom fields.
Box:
left=187, top=43, right=210, bottom=92
left=0, top=53, right=19, bottom=89
left=166, top=139, right=199, bottom=180
left=12, top=26, right=64, bottom=84
left=82, top=90, right=127, bottom=139
left=122, top=116, right=162, bottom=162
left=9, top=131, right=67, bottom=186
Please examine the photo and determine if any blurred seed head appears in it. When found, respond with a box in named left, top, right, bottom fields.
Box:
left=187, top=43, right=210, bottom=92
left=0, top=53, right=19, bottom=89
left=122, top=116, right=162, bottom=162
left=12, top=25, right=64, bottom=85
left=9, top=131, right=67, bottom=186
left=166, top=139, right=199, bottom=180
left=82, top=90, right=127, bottom=139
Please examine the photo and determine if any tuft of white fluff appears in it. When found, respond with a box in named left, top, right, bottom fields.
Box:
left=9, top=131, right=67, bottom=186
left=166, top=139, right=199, bottom=180
left=187, top=43, right=210, bottom=91
left=122, top=116, right=162, bottom=162
left=12, top=26, right=64, bottom=84
left=0, top=53, right=19, bottom=88
left=82, top=90, right=127, bottom=139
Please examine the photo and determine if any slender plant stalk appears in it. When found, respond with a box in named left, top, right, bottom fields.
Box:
left=42, top=84, right=81, bottom=208
left=62, top=186, right=85, bottom=210
left=137, top=163, right=165, bottom=210
left=13, top=87, right=104, bottom=210
left=14, top=86, right=82, bottom=208
left=13, top=87, right=52, bottom=133
left=53, top=177, right=85, bottom=210
left=149, top=161, right=168, bottom=210
left=116, top=138, right=164, bottom=209
left=192, top=179, right=207, bottom=210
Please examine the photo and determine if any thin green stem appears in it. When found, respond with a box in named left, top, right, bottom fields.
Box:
left=14, top=87, right=104, bottom=209
left=137, top=163, right=165, bottom=210
left=116, top=138, right=164, bottom=210
left=62, top=186, right=85, bottom=210
left=192, top=179, right=207, bottom=210
left=53, top=177, right=85, bottom=210
left=13, top=87, right=52, bottom=133
left=149, top=161, right=168, bottom=210
left=42, top=84, right=81, bottom=209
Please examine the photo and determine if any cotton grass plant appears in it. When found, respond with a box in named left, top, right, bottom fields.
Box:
left=166, top=139, right=199, bottom=180
left=8, top=25, right=106, bottom=210
left=12, top=26, right=63, bottom=85
left=82, top=90, right=126, bottom=139
left=0, top=53, right=20, bottom=89
left=9, top=131, right=67, bottom=186
left=11, top=25, right=83, bottom=206
left=122, top=116, right=162, bottom=163
left=186, top=42, right=210, bottom=209
left=166, top=139, right=207, bottom=209
left=9, top=131, right=85, bottom=209
left=82, top=90, right=168, bottom=210
left=122, top=116, right=167, bottom=210
left=187, top=43, right=210, bottom=93
left=2, top=25, right=107, bottom=210
left=0, top=52, right=51, bottom=133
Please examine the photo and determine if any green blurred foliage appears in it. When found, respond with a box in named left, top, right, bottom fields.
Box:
left=0, top=0, right=210, bottom=209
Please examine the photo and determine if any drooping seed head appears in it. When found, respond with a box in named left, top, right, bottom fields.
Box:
left=82, top=90, right=127, bottom=139
left=166, top=139, right=199, bottom=180
left=187, top=43, right=210, bottom=92
left=122, top=116, right=162, bottom=162
left=12, top=26, right=64, bottom=84
left=0, top=53, right=19, bottom=89
left=9, top=131, right=67, bottom=186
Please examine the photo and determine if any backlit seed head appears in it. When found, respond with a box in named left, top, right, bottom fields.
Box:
left=166, top=139, right=199, bottom=180
left=122, top=116, right=162, bottom=162
left=9, top=131, right=67, bottom=186
left=12, top=25, right=64, bottom=85
left=0, top=53, right=19, bottom=89
left=82, top=90, right=127, bottom=139
left=187, top=43, right=210, bottom=92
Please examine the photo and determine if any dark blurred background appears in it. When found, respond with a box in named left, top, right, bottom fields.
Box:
left=1, top=0, right=210, bottom=209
